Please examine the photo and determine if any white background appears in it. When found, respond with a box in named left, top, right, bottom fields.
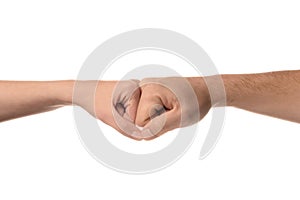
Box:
left=0, top=0, right=300, bottom=199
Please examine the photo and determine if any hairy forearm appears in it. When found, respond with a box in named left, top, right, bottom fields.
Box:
left=222, top=70, right=300, bottom=123
left=0, top=81, right=74, bottom=122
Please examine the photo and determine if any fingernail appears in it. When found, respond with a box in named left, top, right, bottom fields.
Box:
left=135, top=125, right=143, bottom=131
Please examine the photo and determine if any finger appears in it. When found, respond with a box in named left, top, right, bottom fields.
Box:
left=141, top=109, right=180, bottom=140
left=111, top=79, right=143, bottom=140
left=135, top=91, right=163, bottom=127
left=112, top=108, right=143, bottom=140
left=125, top=86, right=141, bottom=122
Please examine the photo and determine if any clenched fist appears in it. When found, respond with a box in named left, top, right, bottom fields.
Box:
left=135, top=77, right=211, bottom=140
left=73, top=80, right=142, bottom=140
left=73, top=77, right=211, bottom=141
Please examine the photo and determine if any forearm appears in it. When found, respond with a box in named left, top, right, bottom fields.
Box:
left=0, top=81, right=74, bottom=122
left=221, top=70, right=300, bottom=123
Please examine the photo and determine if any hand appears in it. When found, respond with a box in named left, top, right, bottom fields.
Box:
left=73, top=80, right=142, bottom=140
left=135, top=77, right=211, bottom=140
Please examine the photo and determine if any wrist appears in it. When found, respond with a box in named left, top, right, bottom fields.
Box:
left=218, top=75, right=235, bottom=107
left=186, top=77, right=212, bottom=107
left=187, top=76, right=228, bottom=107
left=51, top=80, right=75, bottom=106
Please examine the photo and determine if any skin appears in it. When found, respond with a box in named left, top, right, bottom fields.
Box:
left=72, top=80, right=141, bottom=139
left=221, top=71, right=300, bottom=123
left=136, top=70, right=300, bottom=139
left=0, top=80, right=141, bottom=139
left=0, top=81, right=74, bottom=122
left=0, top=70, right=299, bottom=140
left=135, top=77, right=208, bottom=140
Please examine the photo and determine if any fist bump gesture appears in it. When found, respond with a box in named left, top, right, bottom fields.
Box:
left=74, top=77, right=212, bottom=141
left=1, top=71, right=299, bottom=136
left=1, top=70, right=299, bottom=139
left=135, top=77, right=211, bottom=140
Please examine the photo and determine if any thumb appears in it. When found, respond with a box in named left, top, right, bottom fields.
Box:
left=141, top=109, right=180, bottom=140
left=135, top=92, right=163, bottom=127
left=124, top=86, right=141, bottom=123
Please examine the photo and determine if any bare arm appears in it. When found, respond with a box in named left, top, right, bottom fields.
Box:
left=221, top=70, right=300, bottom=123
left=0, top=81, right=74, bottom=122
left=1, top=70, right=299, bottom=140
left=0, top=80, right=141, bottom=139
left=136, top=70, right=300, bottom=139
